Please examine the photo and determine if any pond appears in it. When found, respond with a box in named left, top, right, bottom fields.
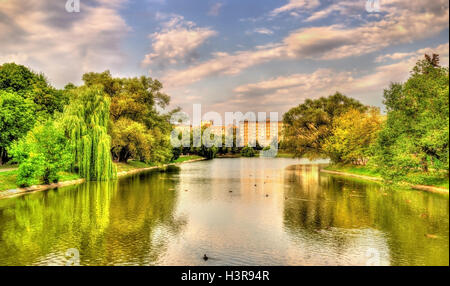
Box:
left=0, top=158, right=448, bottom=266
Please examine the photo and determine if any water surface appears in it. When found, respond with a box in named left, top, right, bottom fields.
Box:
left=0, top=158, right=448, bottom=266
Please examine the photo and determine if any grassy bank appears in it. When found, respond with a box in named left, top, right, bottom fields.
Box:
left=171, top=155, right=203, bottom=163
left=0, top=171, right=17, bottom=191
left=1, top=155, right=204, bottom=193
left=275, top=152, right=296, bottom=158
left=0, top=170, right=81, bottom=191
left=115, top=160, right=156, bottom=173
left=324, top=165, right=449, bottom=189
left=0, top=163, right=17, bottom=170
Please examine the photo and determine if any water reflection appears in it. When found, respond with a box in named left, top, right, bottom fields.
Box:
left=283, top=165, right=449, bottom=266
left=0, top=159, right=448, bottom=266
left=0, top=171, right=184, bottom=266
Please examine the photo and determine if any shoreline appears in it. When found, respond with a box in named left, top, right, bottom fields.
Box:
left=3, top=158, right=448, bottom=200
left=0, top=158, right=206, bottom=200
left=320, top=169, right=449, bottom=194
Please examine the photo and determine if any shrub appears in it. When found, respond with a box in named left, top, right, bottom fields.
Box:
left=9, top=120, right=72, bottom=187
left=241, top=146, right=256, bottom=157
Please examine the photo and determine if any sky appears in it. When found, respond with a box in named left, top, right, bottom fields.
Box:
left=0, top=0, right=448, bottom=117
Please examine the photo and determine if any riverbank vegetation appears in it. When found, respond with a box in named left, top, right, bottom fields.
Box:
left=0, top=64, right=181, bottom=188
left=324, top=165, right=449, bottom=189
left=115, top=155, right=202, bottom=173
left=283, top=55, right=449, bottom=188
left=0, top=155, right=202, bottom=191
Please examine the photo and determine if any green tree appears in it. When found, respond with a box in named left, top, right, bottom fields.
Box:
left=61, top=86, right=116, bottom=181
left=110, top=118, right=153, bottom=162
left=0, top=91, right=36, bottom=164
left=9, top=120, right=72, bottom=187
left=324, top=108, right=383, bottom=165
left=0, top=63, right=68, bottom=115
left=375, top=55, right=449, bottom=181
left=282, top=92, right=366, bottom=159
left=198, top=145, right=218, bottom=159
left=0, top=63, right=68, bottom=164
left=81, top=71, right=174, bottom=164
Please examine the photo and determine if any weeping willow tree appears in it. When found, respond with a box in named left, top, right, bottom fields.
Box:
left=61, top=86, right=116, bottom=181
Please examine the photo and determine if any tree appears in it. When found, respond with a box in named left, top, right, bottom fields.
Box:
left=110, top=118, right=153, bottom=162
left=0, top=63, right=39, bottom=93
left=0, top=63, right=68, bottom=115
left=0, top=63, right=68, bottom=164
left=198, top=145, right=218, bottom=159
left=9, top=120, right=72, bottom=187
left=324, top=108, right=383, bottom=165
left=81, top=71, right=174, bottom=164
left=282, top=92, right=366, bottom=159
left=374, top=55, right=449, bottom=182
left=61, top=86, right=116, bottom=181
left=0, top=91, right=36, bottom=164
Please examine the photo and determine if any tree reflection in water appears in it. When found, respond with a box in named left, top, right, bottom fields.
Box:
left=0, top=170, right=185, bottom=266
left=0, top=159, right=447, bottom=266
left=283, top=165, right=449, bottom=266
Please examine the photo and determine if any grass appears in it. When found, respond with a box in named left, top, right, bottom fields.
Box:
left=171, top=155, right=203, bottom=163
left=115, top=160, right=155, bottom=172
left=324, top=164, right=449, bottom=189
left=275, top=152, right=296, bottom=158
left=115, top=156, right=203, bottom=173
left=0, top=162, right=17, bottom=170
left=404, top=173, right=449, bottom=189
left=0, top=170, right=81, bottom=192
left=324, top=164, right=382, bottom=178
left=0, top=170, right=18, bottom=191
left=58, top=172, right=81, bottom=182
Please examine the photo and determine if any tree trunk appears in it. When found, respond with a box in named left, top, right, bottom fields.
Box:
left=118, top=148, right=130, bottom=163
left=0, top=148, right=7, bottom=165
left=421, top=157, right=429, bottom=172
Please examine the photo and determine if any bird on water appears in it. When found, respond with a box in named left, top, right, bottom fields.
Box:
left=203, top=254, right=209, bottom=261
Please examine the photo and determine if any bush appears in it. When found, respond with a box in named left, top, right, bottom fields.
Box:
left=9, top=120, right=72, bottom=187
left=198, top=145, right=218, bottom=160
left=241, top=146, right=256, bottom=157
left=16, top=157, right=44, bottom=187
left=171, top=147, right=182, bottom=161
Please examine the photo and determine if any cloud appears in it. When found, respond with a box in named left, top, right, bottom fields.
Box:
left=162, top=0, right=449, bottom=87
left=162, top=44, right=287, bottom=87
left=253, top=28, right=274, bottom=35
left=270, top=0, right=321, bottom=16
left=283, top=0, right=449, bottom=60
left=142, top=15, right=217, bottom=66
left=208, top=2, right=223, bottom=16
left=375, top=42, right=449, bottom=64
left=230, top=69, right=355, bottom=111
left=0, top=0, right=130, bottom=87
left=375, top=52, right=416, bottom=63
left=226, top=43, right=449, bottom=113
left=304, top=1, right=364, bottom=22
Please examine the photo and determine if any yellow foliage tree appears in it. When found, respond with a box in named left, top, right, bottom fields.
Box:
left=324, top=107, right=383, bottom=165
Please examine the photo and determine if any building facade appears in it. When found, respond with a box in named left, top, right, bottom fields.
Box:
left=239, top=119, right=283, bottom=147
